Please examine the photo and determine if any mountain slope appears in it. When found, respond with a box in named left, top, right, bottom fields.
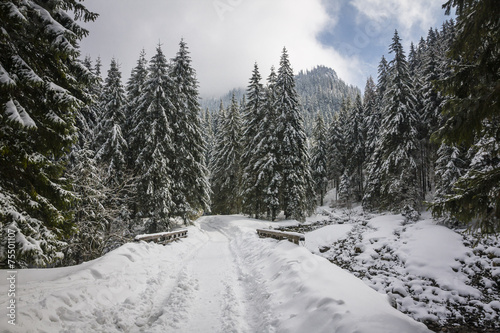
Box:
left=201, top=65, right=360, bottom=134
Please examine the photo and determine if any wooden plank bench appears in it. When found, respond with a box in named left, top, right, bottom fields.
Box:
left=134, top=229, right=188, bottom=244
left=256, top=228, right=305, bottom=245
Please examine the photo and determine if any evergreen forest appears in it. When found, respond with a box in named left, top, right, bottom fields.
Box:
left=0, top=0, right=498, bottom=268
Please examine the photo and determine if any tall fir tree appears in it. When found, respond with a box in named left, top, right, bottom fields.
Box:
left=433, top=143, right=467, bottom=225
left=210, top=94, right=243, bottom=214
left=241, top=63, right=267, bottom=218
left=169, top=39, right=210, bottom=221
left=261, top=67, right=281, bottom=220
left=202, top=108, right=215, bottom=171
left=274, top=47, right=314, bottom=221
left=363, top=31, right=420, bottom=213
left=362, top=59, right=387, bottom=210
left=327, top=98, right=350, bottom=198
left=133, top=45, right=175, bottom=233
left=363, top=76, right=379, bottom=162
left=432, top=0, right=500, bottom=232
left=347, top=94, right=366, bottom=201
left=75, top=56, right=100, bottom=149
left=64, top=145, right=107, bottom=265
left=126, top=49, right=148, bottom=168
left=0, top=0, right=97, bottom=267
left=94, top=58, right=128, bottom=185
left=310, top=113, right=328, bottom=206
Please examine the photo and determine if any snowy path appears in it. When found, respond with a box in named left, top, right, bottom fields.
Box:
left=163, top=221, right=250, bottom=332
left=0, top=215, right=431, bottom=333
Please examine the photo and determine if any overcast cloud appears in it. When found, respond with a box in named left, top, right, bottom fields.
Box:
left=79, top=0, right=449, bottom=97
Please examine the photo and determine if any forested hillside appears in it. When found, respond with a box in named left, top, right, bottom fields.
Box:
left=201, top=65, right=359, bottom=134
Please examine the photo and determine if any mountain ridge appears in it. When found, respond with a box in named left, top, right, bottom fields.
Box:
left=201, top=65, right=361, bottom=133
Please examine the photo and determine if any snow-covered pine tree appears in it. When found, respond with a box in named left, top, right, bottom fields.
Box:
left=64, top=145, right=107, bottom=265
left=327, top=98, right=350, bottom=198
left=438, top=120, right=499, bottom=232
left=310, top=113, right=328, bottom=206
left=420, top=29, right=442, bottom=138
left=363, top=76, right=378, bottom=163
left=415, top=30, right=442, bottom=199
left=202, top=108, right=215, bottom=172
left=274, top=47, right=314, bottom=221
left=94, top=58, right=128, bottom=185
left=432, top=143, right=467, bottom=225
left=347, top=94, right=366, bottom=201
left=92, top=58, right=133, bottom=245
left=338, top=170, right=352, bottom=208
left=261, top=67, right=281, bottom=221
left=210, top=94, right=243, bottom=214
left=169, top=39, right=210, bottom=222
left=241, top=63, right=267, bottom=218
left=133, top=45, right=175, bottom=233
left=408, top=40, right=429, bottom=201
left=432, top=0, right=499, bottom=232
left=212, top=100, right=223, bottom=137
left=364, top=30, right=421, bottom=213
left=75, top=56, right=100, bottom=149
left=376, top=56, right=389, bottom=105
left=126, top=49, right=148, bottom=168
left=0, top=0, right=97, bottom=267
left=363, top=58, right=388, bottom=211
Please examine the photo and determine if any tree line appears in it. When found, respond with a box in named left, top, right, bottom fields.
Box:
left=205, top=0, right=499, bottom=234
left=208, top=50, right=316, bottom=222
left=65, top=40, right=210, bottom=265
left=0, top=0, right=210, bottom=266
left=307, top=0, right=498, bottom=232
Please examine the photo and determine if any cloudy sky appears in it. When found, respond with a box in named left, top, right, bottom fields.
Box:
left=79, top=0, right=450, bottom=98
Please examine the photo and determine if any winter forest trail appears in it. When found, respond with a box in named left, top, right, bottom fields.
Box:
left=157, top=220, right=254, bottom=332
left=0, top=215, right=432, bottom=333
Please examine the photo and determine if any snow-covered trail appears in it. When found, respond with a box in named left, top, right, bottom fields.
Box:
left=0, top=215, right=431, bottom=333
left=161, top=220, right=252, bottom=332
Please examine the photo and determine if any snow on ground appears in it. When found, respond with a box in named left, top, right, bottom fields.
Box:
left=0, top=215, right=431, bottom=333
left=299, top=204, right=500, bottom=331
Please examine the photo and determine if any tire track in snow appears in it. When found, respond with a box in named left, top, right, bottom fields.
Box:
left=136, top=228, right=209, bottom=332
left=203, top=217, right=275, bottom=332
left=169, top=219, right=250, bottom=332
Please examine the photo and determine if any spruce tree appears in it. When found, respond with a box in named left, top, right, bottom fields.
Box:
left=275, top=47, right=314, bottom=221
left=169, top=39, right=210, bottom=221
left=364, top=31, right=420, bottom=213
left=133, top=45, right=175, bottom=233
left=261, top=67, right=281, bottom=220
left=0, top=0, right=97, bottom=267
left=432, top=0, right=500, bottom=231
left=363, top=76, right=379, bottom=161
left=75, top=56, right=100, bottom=149
left=310, top=113, right=328, bottom=206
left=64, top=145, right=107, bottom=265
left=327, top=99, right=350, bottom=199
left=210, top=94, right=242, bottom=214
left=363, top=58, right=387, bottom=210
left=202, top=108, right=215, bottom=171
left=241, top=63, right=267, bottom=218
left=433, top=143, right=466, bottom=225
left=126, top=49, right=148, bottom=168
left=347, top=94, right=366, bottom=201
left=94, top=58, right=128, bottom=185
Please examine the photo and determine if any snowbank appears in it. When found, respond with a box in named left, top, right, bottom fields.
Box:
left=305, top=208, right=500, bottom=329
left=226, top=216, right=431, bottom=333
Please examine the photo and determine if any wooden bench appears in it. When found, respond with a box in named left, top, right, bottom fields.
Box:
left=256, top=229, right=305, bottom=245
left=134, top=229, right=188, bottom=244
